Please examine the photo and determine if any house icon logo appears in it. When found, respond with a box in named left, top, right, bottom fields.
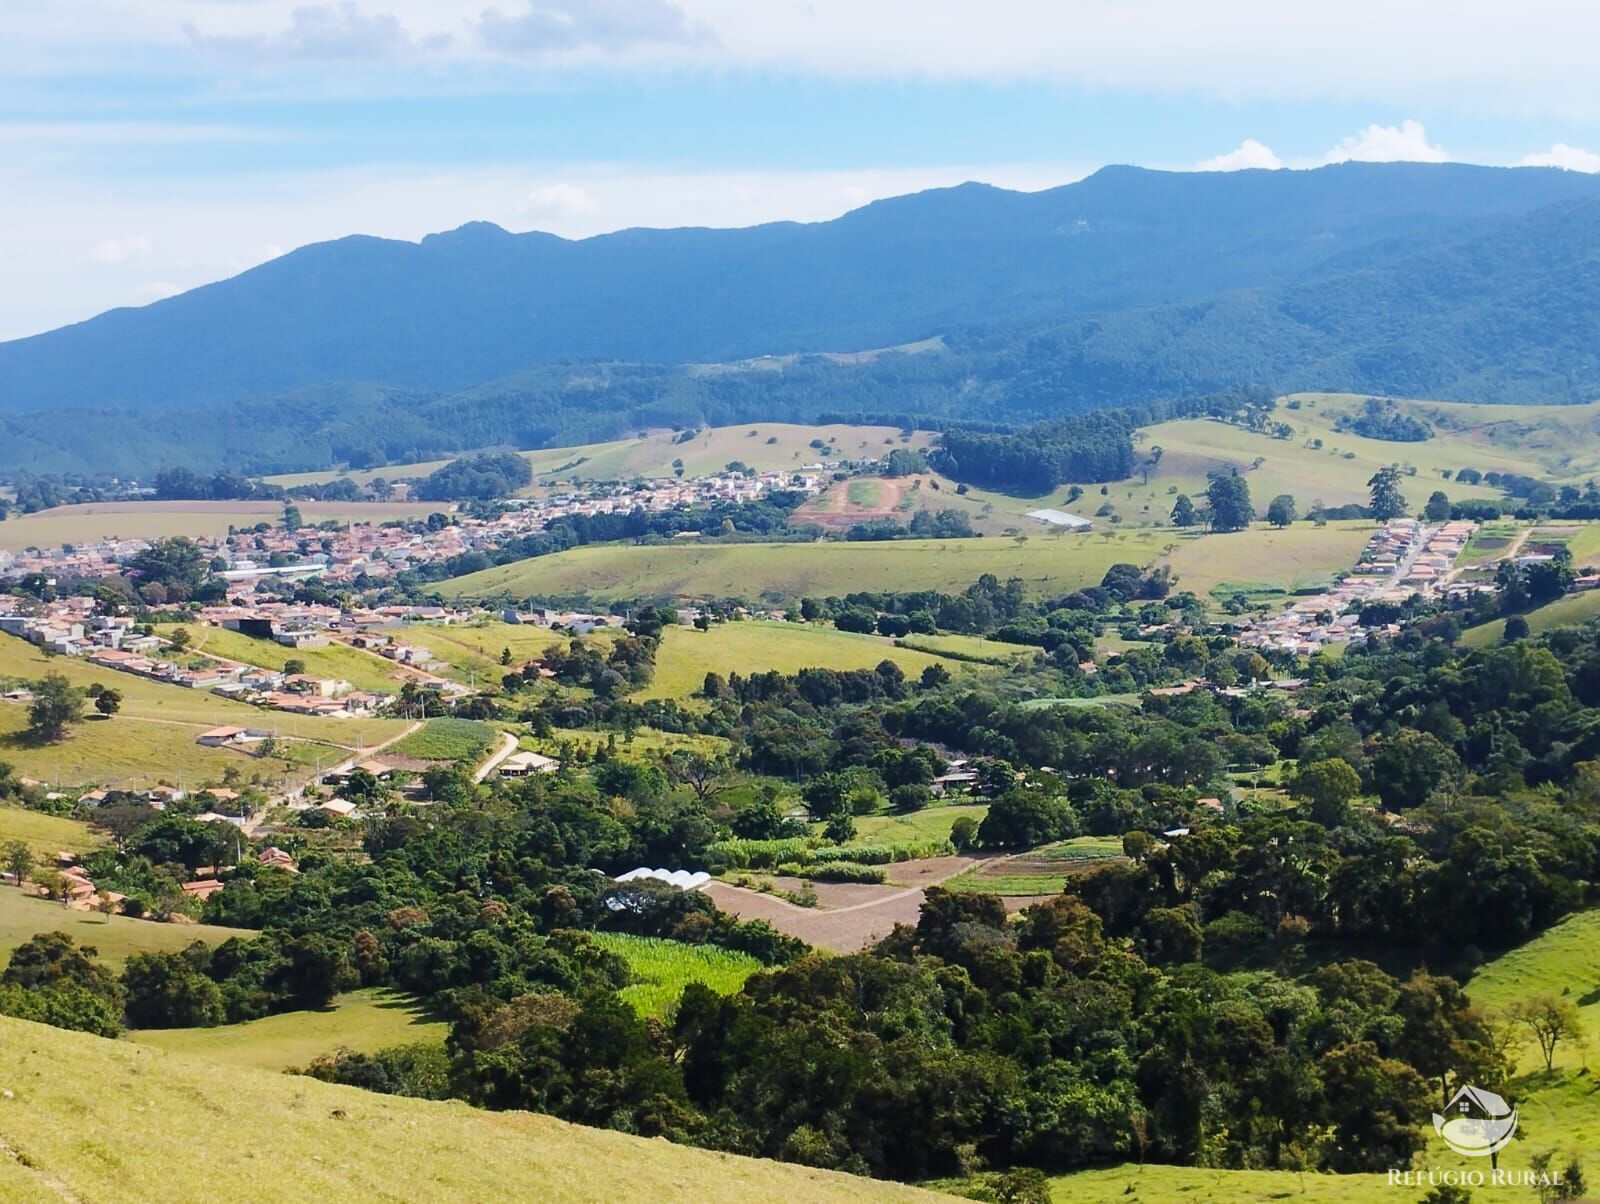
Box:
left=1433, top=1084, right=1517, bottom=1157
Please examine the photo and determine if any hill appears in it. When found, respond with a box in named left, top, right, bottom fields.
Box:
left=438, top=530, right=1176, bottom=602
left=7, top=163, right=1600, bottom=473
left=0, top=1014, right=939, bottom=1202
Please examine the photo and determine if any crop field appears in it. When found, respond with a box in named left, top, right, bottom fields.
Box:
left=389, top=717, right=497, bottom=762
left=0, top=499, right=438, bottom=552
left=442, top=530, right=1174, bottom=603
left=1460, top=589, right=1600, bottom=647
left=0, top=634, right=407, bottom=789
left=0, top=886, right=251, bottom=964
left=0, top=805, right=103, bottom=861
left=944, top=836, right=1125, bottom=896
left=1160, top=520, right=1373, bottom=602
left=164, top=624, right=407, bottom=693
left=588, top=932, right=762, bottom=1017
left=130, top=988, right=448, bottom=1071
left=641, top=622, right=955, bottom=700
left=0, top=1015, right=934, bottom=1204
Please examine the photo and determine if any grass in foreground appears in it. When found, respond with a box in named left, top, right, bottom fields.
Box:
left=0, top=885, right=252, bottom=965
left=588, top=932, right=762, bottom=1017
left=129, top=988, right=448, bottom=1071
left=0, top=1014, right=936, bottom=1203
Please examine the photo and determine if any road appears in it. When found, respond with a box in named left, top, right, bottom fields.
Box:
left=472, top=730, right=521, bottom=783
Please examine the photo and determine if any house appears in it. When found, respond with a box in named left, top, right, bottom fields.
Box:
left=319, top=798, right=358, bottom=817
left=929, top=770, right=979, bottom=796
left=257, top=846, right=299, bottom=873
left=497, top=751, right=561, bottom=777
left=196, top=725, right=252, bottom=747
left=181, top=879, right=225, bottom=901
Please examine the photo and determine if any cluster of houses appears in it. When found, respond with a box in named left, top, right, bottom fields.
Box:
left=0, top=468, right=823, bottom=591
left=9, top=843, right=299, bottom=915
left=1233, top=519, right=1477, bottom=655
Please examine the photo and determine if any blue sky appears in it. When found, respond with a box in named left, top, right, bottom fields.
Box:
left=6, top=0, right=1600, bottom=340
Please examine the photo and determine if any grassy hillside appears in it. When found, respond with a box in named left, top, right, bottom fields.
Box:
left=589, top=933, right=762, bottom=1017
left=0, top=1014, right=940, bottom=1202
left=266, top=422, right=935, bottom=491
left=1159, top=520, right=1373, bottom=601
left=442, top=530, right=1173, bottom=602
left=164, top=623, right=408, bottom=694
left=0, top=499, right=437, bottom=553
left=0, top=634, right=406, bottom=789
left=0, top=806, right=103, bottom=862
left=1460, top=589, right=1600, bottom=647
left=130, top=988, right=448, bottom=1071
left=0, top=886, right=251, bottom=964
left=1082, top=393, right=1590, bottom=531
left=641, top=623, right=954, bottom=700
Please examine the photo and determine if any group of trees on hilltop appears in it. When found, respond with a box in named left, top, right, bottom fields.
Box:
left=930, top=415, right=1136, bottom=492
left=1333, top=397, right=1433, bottom=442
left=414, top=452, right=533, bottom=501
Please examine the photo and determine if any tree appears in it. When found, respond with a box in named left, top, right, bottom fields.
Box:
left=27, top=673, right=82, bottom=742
left=1510, top=995, right=1584, bottom=1071
left=663, top=751, right=730, bottom=801
left=822, top=813, right=856, bottom=844
left=1368, top=467, right=1409, bottom=521
left=166, top=627, right=192, bottom=652
left=94, top=687, right=122, bottom=718
left=1205, top=473, right=1254, bottom=532
left=499, top=646, right=512, bottom=666
left=121, top=948, right=225, bottom=1028
left=282, top=658, right=306, bottom=676
left=1503, top=615, right=1530, bottom=642
left=1169, top=494, right=1196, bottom=527
left=1424, top=490, right=1451, bottom=521
left=977, top=790, right=1079, bottom=848
left=1266, top=494, right=1297, bottom=528
left=1288, top=757, right=1361, bottom=825
left=281, top=504, right=304, bottom=531
left=2, top=841, right=32, bottom=888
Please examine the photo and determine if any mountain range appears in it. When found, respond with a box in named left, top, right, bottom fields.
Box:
left=4, top=161, right=1600, bottom=474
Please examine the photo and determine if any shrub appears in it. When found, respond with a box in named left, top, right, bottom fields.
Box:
left=806, top=863, right=887, bottom=884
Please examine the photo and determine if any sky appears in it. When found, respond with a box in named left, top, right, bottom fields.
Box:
left=6, top=0, right=1600, bottom=341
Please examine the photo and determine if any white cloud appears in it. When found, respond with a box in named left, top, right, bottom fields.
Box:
left=1323, top=119, right=1448, bottom=164
left=1521, top=142, right=1600, bottom=172
left=186, top=3, right=436, bottom=63
left=90, top=235, right=153, bottom=265
left=475, top=0, right=714, bottom=56
left=1195, top=139, right=1282, bottom=172
left=519, top=182, right=596, bottom=219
